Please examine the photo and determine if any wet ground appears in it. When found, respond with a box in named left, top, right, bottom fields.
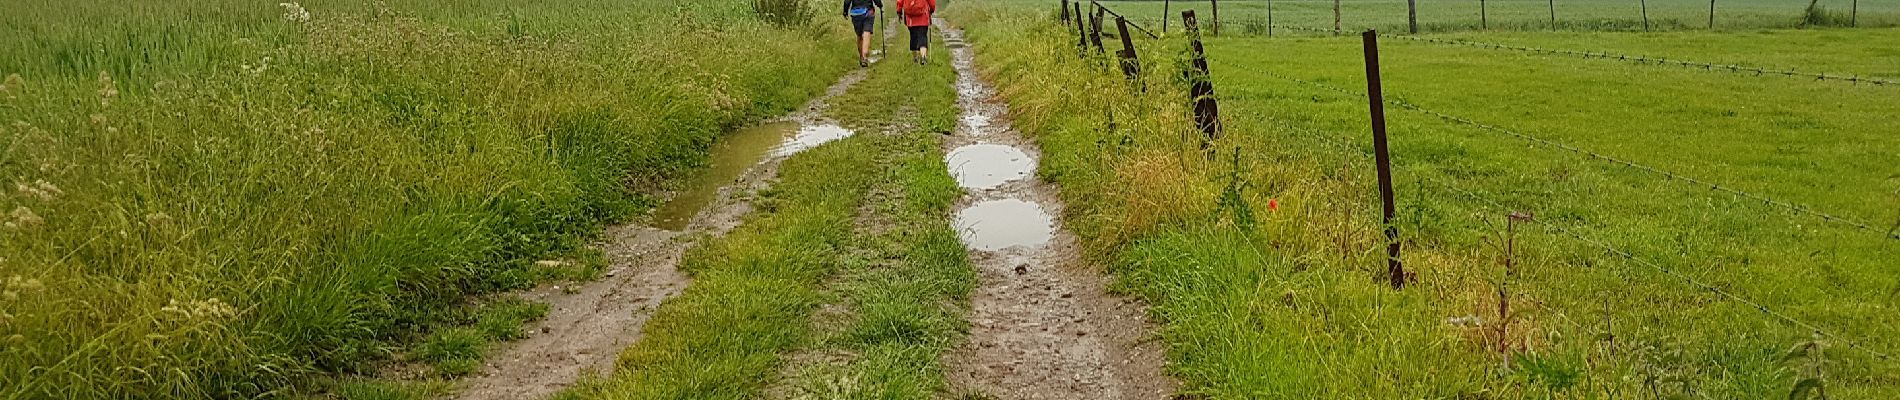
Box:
left=935, top=21, right=1178, bottom=400
left=451, top=67, right=869, bottom=400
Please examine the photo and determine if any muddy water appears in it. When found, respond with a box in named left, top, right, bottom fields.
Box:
left=954, top=199, right=1054, bottom=251
left=651, top=123, right=856, bottom=231
left=947, top=144, right=1034, bottom=190
left=650, top=122, right=798, bottom=230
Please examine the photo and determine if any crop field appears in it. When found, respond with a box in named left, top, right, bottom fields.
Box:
left=949, top=0, right=1897, bottom=398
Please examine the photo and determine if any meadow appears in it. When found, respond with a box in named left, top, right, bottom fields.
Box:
left=947, top=0, right=1897, bottom=397
left=1091, top=0, right=1900, bottom=33
left=0, top=0, right=852, bottom=397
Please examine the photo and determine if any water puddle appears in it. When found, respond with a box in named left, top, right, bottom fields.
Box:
left=774, top=124, right=854, bottom=157
left=961, top=114, right=991, bottom=132
left=650, top=122, right=800, bottom=230
left=954, top=199, right=1054, bottom=251
left=946, top=144, right=1034, bottom=190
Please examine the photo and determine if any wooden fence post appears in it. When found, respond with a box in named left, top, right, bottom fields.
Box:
left=1852, top=0, right=1859, bottom=27
left=1211, top=0, right=1221, bottom=36
left=1074, top=3, right=1088, bottom=58
left=1481, top=0, right=1488, bottom=29
left=1360, top=30, right=1404, bottom=289
left=1061, top=0, right=1070, bottom=21
left=1268, top=0, right=1275, bottom=37
left=1408, top=0, right=1419, bottom=33
left=1116, top=16, right=1142, bottom=84
left=1183, top=10, right=1222, bottom=139
left=1090, top=5, right=1107, bottom=57
left=1333, top=0, right=1342, bottom=35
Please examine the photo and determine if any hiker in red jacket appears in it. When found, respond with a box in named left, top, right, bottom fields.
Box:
left=895, top=0, right=936, bottom=64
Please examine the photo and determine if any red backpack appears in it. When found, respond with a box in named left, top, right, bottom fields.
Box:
left=898, top=0, right=933, bottom=16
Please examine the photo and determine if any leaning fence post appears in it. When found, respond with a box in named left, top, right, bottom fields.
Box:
left=1116, top=16, right=1142, bottom=84
left=1162, top=0, right=1172, bottom=33
left=1061, top=0, right=1071, bottom=21
left=1090, top=6, right=1107, bottom=57
left=1183, top=10, right=1223, bottom=140
left=1361, top=30, right=1405, bottom=289
left=1547, top=0, right=1557, bottom=28
left=1074, top=3, right=1089, bottom=58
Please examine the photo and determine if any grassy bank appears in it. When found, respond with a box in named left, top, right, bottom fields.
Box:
left=564, top=49, right=969, bottom=399
left=0, top=0, right=851, bottom=397
left=950, top=1, right=1896, bottom=398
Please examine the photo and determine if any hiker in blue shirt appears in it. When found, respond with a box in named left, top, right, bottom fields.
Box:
left=844, top=0, right=884, bottom=67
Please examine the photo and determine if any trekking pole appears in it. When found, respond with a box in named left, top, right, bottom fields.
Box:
left=880, top=8, right=888, bottom=56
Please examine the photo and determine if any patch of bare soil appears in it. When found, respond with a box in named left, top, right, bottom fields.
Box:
left=451, top=68, right=869, bottom=400
left=936, top=23, right=1178, bottom=400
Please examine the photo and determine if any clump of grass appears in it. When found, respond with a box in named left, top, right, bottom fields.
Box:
left=1803, top=5, right=1855, bottom=27
left=753, top=0, right=815, bottom=27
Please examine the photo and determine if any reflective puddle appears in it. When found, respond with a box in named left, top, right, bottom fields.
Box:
left=774, top=124, right=854, bottom=157
left=954, top=199, right=1054, bottom=251
left=946, top=144, right=1033, bottom=190
left=651, top=121, right=799, bottom=230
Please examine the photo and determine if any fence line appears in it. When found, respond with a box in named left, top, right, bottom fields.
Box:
left=1204, top=57, right=1897, bottom=240
left=1224, top=77, right=1896, bottom=362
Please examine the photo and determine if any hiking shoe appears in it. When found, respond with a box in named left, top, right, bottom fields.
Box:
left=860, top=58, right=869, bottom=68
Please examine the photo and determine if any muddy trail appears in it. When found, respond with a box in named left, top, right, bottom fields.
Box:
left=451, top=69, right=868, bottom=400
left=937, top=23, right=1178, bottom=400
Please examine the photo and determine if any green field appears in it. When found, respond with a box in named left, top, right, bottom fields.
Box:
left=1089, top=0, right=1900, bottom=33
left=950, top=0, right=1897, bottom=397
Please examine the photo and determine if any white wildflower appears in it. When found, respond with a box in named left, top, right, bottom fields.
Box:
left=279, top=3, right=311, bottom=23
left=97, top=71, right=118, bottom=107
left=8, top=207, right=41, bottom=227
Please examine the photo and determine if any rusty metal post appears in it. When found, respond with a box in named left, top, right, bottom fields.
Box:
left=1640, top=0, right=1650, bottom=31
left=1116, top=16, right=1142, bottom=83
left=1184, top=10, right=1222, bottom=139
left=1361, top=30, right=1404, bottom=289
left=1163, top=0, right=1172, bottom=33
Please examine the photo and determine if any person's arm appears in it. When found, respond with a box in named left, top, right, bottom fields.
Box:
left=843, top=1, right=852, bottom=18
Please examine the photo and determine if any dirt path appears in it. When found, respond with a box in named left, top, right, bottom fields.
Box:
left=452, top=69, right=868, bottom=400
left=937, top=23, right=1179, bottom=400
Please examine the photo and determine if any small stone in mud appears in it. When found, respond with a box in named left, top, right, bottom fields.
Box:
left=1014, top=264, right=1028, bottom=275
left=1060, top=292, right=1072, bottom=299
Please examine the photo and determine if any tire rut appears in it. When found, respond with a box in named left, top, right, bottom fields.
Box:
left=451, top=68, right=869, bottom=400
left=936, top=22, right=1179, bottom=400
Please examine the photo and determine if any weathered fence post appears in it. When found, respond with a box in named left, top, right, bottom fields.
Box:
left=1061, top=0, right=1071, bottom=21
left=1408, top=0, right=1419, bottom=33
left=1481, top=0, right=1488, bottom=29
left=1184, top=10, right=1222, bottom=140
left=1074, top=3, right=1088, bottom=57
left=1852, top=0, right=1859, bottom=26
left=1641, top=0, right=1651, bottom=31
left=1090, top=5, right=1107, bottom=57
left=1116, top=16, right=1142, bottom=84
left=1360, top=30, right=1404, bottom=289
left=1333, top=0, right=1343, bottom=35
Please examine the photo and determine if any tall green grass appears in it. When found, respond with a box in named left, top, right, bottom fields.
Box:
left=0, top=0, right=852, bottom=397
left=949, top=1, right=1897, bottom=397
